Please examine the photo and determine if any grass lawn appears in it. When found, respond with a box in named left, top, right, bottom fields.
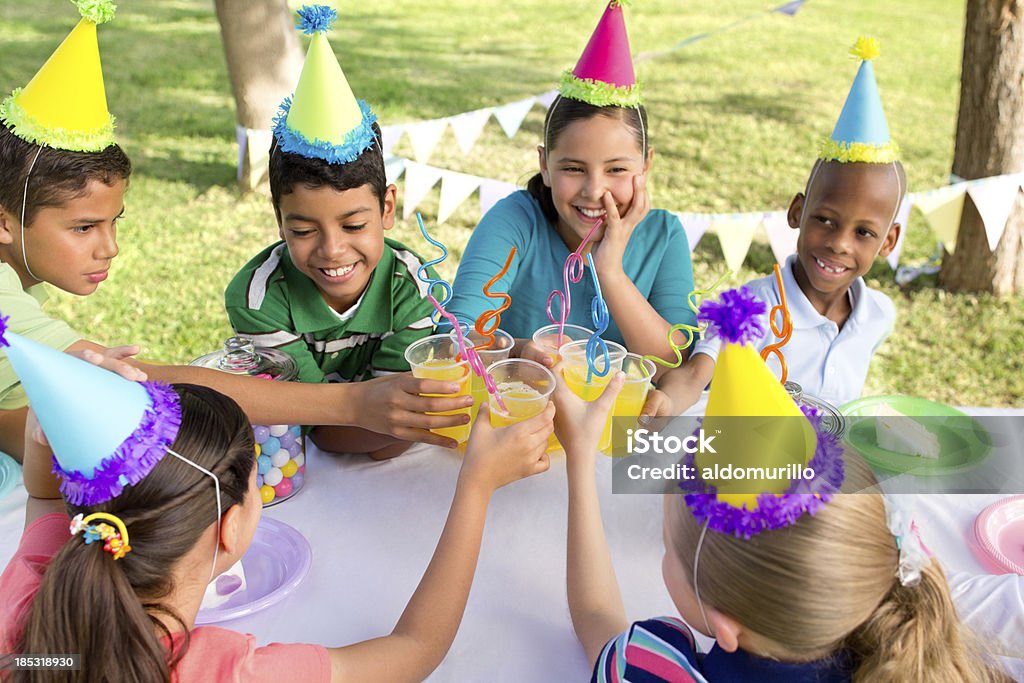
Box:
left=1, top=0, right=1020, bottom=406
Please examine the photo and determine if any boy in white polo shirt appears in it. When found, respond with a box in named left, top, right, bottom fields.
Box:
left=655, top=38, right=904, bottom=412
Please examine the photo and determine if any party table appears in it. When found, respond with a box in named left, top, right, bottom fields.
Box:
left=0, top=404, right=1022, bottom=680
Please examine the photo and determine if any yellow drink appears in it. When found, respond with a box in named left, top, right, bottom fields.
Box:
left=609, top=356, right=655, bottom=455
left=560, top=340, right=628, bottom=452
left=563, top=364, right=616, bottom=450
left=489, top=383, right=546, bottom=428
left=412, top=358, right=472, bottom=444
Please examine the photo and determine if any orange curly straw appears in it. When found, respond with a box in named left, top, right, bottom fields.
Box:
left=760, top=263, right=793, bottom=383
left=474, top=247, right=517, bottom=351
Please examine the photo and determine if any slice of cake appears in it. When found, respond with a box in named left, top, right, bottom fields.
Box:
left=874, top=404, right=940, bottom=458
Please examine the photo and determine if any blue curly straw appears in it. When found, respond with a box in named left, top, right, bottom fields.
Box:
left=584, top=253, right=610, bottom=384
left=415, top=213, right=455, bottom=326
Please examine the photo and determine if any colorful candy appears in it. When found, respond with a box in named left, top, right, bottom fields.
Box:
left=251, top=422, right=305, bottom=506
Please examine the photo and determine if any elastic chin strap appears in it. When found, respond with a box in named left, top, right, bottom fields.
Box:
left=692, top=519, right=716, bottom=639
left=166, top=448, right=222, bottom=584
left=542, top=97, right=648, bottom=162
left=18, top=146, right=43, bottom=282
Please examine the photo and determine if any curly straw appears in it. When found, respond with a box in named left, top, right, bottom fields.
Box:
left=427, top=294, right=507, bottom=413
left=584, top=253, right=610, bottom=383
left=415, top=213, right=454, bottom=326
left=474, top=247, right=517, bottom=351
left=759, top=263, right=793, bottom=383
left=546, top=218, right=604, bottom=345
left=642, top=271, right=731, bottom=371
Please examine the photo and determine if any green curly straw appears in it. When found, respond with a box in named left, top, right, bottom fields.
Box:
left=72, top=0, right=117, bottom=25
left=641, top=271, right=732, bottom=374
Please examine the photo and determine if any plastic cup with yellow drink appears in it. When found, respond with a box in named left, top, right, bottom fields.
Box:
left=404, top=334, right=472, bottom=444
left=531, top=324, right=593, bottom=365
left=487, top=359, right=556, bottom=428
left=609, top=354, right=657, bottom=455
left=449, top=328, right=513, bottom=424
left=560, top=339, right=627, bottom=452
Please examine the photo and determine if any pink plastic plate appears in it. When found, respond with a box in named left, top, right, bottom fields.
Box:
left=973, top=496, right=1024, bottom=575
left=195, top=516, right=312, bottom=624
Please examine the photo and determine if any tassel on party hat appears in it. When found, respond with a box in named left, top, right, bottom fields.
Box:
left=820, top=36, right=899, bottom=164
left=0, top=0, right=117, bottom=152
left=677, top=288, right=845, bottom=538
left=560, top=0, right=641, bottom=107
left=272, top=5, right=378, bottom=164
left=0, top=314, right=181, bottom=507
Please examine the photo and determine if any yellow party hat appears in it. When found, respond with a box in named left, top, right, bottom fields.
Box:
left=272, top=5, right=378, bottom=164
left=0, top=0, right=117, bottom=152
left=677, top=287, right=844, bottom=538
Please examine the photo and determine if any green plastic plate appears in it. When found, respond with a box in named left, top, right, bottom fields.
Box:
left=839, top=395, right=992, bottom=475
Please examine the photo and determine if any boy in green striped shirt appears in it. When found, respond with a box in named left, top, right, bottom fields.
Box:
left=225, top=12, right=459, bottom=458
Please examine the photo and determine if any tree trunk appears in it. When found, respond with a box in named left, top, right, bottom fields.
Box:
left=214, top=0, right=304, bottom=191
left=940, top=0, right=1024, bottom=295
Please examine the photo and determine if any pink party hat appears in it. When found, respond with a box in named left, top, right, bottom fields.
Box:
left=560, top=1, right=641, bottom=107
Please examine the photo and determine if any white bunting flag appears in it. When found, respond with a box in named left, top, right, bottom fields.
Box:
left=967, top=174, right=1023, bottom=251
left=406, top=119, right=448, bottom=163
left=438, top=170, right=483, bottom=224
left=711, top=215, right=760, bottom=273
left=493, top=97, right=536, bottom=139
left=885, top=196, right=914, bottom=269
left=676, top=213, right=710, bottom=251
left=380, top=125, right=405, bottom=158
left=384, top=156, right=406, bottom=186
left=402, top=161, right=444, bottom=219
left=449, top=108, right=493, bottom=156
left=479, top=179, right=520, bottom=216
left=760, top=211, right=798, bottom=266
left=914, top=185, right=967, bottom=253
left=537, top=89, right=559, bottom=109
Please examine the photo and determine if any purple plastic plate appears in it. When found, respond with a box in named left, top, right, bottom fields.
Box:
left=195, top=516, right=312, bottom=624
left=974, top=496, right=1024, bottom=576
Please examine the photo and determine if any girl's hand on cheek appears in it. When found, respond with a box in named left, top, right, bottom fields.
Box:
left=595, top=175, right=649, bottom=277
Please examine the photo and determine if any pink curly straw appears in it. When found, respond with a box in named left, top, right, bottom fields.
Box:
left=427, top=294, right=507, bottom=414
left=546, top=218, right=604, bottom=346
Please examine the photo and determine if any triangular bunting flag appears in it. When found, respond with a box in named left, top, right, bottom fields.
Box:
left=380, top=124, right=405, bottom=158
left=914, top=187, right=967, bottom=253
left=676, top=213, right=710, bottom=251
left=885, top=196, right=914, bottom=269
left=771, top=0, right=806, bottom=16
left=450, top=108, right=492, bottom=156
left=401, top=160, right=443, bottom=219
left=537, top=89, right=559, bottom=108
left=406, top=118, right=448, bottom=163
left=712, top=216, right=760, bottom=273
left=438, top=170, right=483, bottom=224
left=384, top=156, right=406, bottom=185
left=493, top=97, right=535, bottom=139
left=479, top=179, right=520, bottom=216
left=967, top=174, right=1023, bottom=252
left=760, top=211, right=798, bottom=266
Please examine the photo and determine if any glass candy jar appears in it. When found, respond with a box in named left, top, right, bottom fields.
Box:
left=192, top=337, right=306, bottom=506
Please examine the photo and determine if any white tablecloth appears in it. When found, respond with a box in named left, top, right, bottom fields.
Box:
left=1, top=404, right=1022, bottom=680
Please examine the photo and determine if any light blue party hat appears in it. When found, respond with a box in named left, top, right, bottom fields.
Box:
left=820, top=37, right=899, bottom=163
left=0, top=314, right=181, bottom=506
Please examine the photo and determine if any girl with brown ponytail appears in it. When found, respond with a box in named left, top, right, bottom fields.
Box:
left=0, top=319, right=554, bottom=682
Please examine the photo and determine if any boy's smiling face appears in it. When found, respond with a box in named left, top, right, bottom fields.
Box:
left=0, top=178, right=125, bottom=296
left=788, top=161, right=902, bottom=307
left=277, top=182, right=396, bottom=313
